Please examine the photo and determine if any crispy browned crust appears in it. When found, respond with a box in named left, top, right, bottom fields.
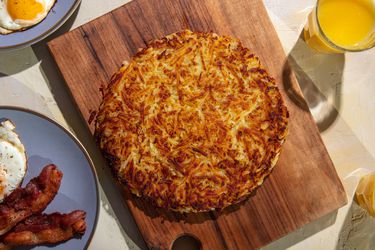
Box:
left=95, top=30, right=289, bottom=212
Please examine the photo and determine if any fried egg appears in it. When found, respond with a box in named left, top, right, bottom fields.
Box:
left=0, top=120, right=27, bottom=202
left=0, top=0, right=56, bottom=33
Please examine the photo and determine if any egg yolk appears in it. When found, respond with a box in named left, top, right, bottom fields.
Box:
left=7, top=0, right=45, bottom=21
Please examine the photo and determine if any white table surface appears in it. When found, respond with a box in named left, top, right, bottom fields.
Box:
left=1, top=0, right=375, bottom=249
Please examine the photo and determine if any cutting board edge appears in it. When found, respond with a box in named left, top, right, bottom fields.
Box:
left=46, top=0, right=349, bottom=248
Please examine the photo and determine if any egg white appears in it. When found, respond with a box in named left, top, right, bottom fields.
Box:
left=0, top=26, right=12, bottom=34
left=0, top=120, right=27, bottom=202
left=0, top=0, right=56, bottom=31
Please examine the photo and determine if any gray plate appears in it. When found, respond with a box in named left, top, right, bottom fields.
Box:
left=0, top=106, right=99, bottom=250
left=0, top=0, right=81, bottom=50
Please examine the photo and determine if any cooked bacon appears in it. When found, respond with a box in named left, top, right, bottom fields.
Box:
left=2, top=210, right=86, bottom=247
left=0, top=165, right=62, bottom=235
left=0, top=243, right=9, bottom=250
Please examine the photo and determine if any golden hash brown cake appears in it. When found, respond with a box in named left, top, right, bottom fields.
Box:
left=95, top=30, right=289, bottom=212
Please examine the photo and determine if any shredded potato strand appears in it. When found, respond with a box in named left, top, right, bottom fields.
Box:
left=95, top=30, right=289, bottom=212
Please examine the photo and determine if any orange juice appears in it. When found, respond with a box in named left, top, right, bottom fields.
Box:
left=304, top=0, right=375, bottom=52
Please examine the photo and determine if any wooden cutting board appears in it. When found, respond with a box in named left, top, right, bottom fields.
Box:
left=48, top=0, right=347, bottom=249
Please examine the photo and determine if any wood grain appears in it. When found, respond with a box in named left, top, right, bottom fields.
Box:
left=48, top=0, right=347, bottom=249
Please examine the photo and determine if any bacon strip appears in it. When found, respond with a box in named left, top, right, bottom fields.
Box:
left=0, top=165, right=62, bottom=235
left=2, top=210, right=86, bottom=247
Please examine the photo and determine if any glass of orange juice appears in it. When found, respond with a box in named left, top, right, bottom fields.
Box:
left=304, top=0, right=375, bottom=53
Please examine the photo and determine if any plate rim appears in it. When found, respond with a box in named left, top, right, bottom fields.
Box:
left=0, top=0, right=82, bottom=51
left=0, top=105, right=100, bottom=250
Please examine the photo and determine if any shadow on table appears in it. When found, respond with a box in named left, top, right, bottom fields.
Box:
left=262, top=210, right=338, bottom=250
left=0, top=73, right=54, bottom=117
left=260, top=33, right=346, bottom=249
left=337, top=199, right=375, bottom=250
left=282, top=33, right=345, bottom=132
left=0, top=3, right=81, bottom=76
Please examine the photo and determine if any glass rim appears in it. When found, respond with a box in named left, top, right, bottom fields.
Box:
left=315, top=0, right=375, bottom=52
